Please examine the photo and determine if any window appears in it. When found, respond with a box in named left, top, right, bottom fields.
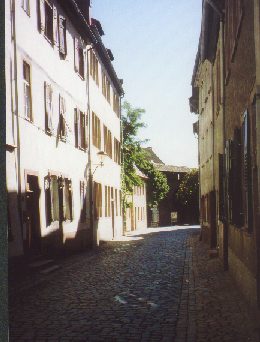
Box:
left=80, top=181, right=87, bottom=223
left=58, top=15, right=67, bottom=57
left=103, top=125, right=112, bottom=158
left=75, top=109, right=87, bottom=150
left=102, top=70, right=111, bottom=103
left=94, top=182, right=102, bottom=219
left=114, top=138, right=121, bottom=164
left=74, top=37, right=84, bottom=79
left=22, top=0, right=30, bottom=15
left=225, top=0, right=243, bottom=78
left=113, top=90, right=120, bottom=116
left=92, top=112, right=101, bottom=149
left=23, top=61, right=32, bottom=121
left=44, top=82, right=53, bottom=133
left=90, top=49, right=99, bottom=85
left=59, top=95, right=67, bottom=140
left=45, top=175, right=73, bottom=225
left=45, top=175, right=60, bottom=225
left=38, top=0, right=54, bottom=43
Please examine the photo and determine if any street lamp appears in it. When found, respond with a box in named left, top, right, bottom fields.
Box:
left=93, top=151, right=107, bottom=174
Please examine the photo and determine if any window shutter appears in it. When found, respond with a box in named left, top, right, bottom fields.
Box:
left=45, top=83, right=53, bottom=132
left=74, top=37, right=79, bottom=72
left=74, top=108, right=79, bottom=148
left=232, top=128, right=243, bottom=227
left=53, top=5, right=59, bottom=47
left=38, top=0, right=45, bottom=33
left=69, top=179, right=73, bottom=220
left=218, top=154, right=224, bottom=221
left=50, top=177, right=55, bottom=221
left=58, top=15, right=67, bottom=56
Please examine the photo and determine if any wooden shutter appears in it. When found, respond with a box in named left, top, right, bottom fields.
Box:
left=53, top=5, right=59, bottom=46
left=232, top=128, right=243, bottom=227
left=243, top=110, right=253, bottom=230
left=38, top=0, right=45, bottom=32
left=74, top=108, right=79, bottom=147
left=218, top=154, right=224, bottom=221
left=58, top=15, right=67, bottom=56
left=45, top=82, right=53, bottom=132
left=74, top=37, right=79, bottom=72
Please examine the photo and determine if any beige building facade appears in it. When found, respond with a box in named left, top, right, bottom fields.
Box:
left=190, top=0, right=260, bottom=309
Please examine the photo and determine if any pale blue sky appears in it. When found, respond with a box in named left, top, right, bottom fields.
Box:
left=92, top=1, right=202, bottom=167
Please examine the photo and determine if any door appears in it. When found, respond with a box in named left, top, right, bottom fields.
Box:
left=25, top=175, right=41, bottom=256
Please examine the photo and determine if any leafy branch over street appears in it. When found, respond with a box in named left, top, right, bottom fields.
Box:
left=121, top=101, right=169, bottom=209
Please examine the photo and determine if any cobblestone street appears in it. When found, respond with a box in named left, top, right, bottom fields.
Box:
left=9, top=226, right=260, bottom=341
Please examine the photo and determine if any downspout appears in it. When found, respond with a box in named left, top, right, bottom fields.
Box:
left=253, top=0, right=260, bottom=308
left=119, top=94, right=126, bottom=235
left=220, top=18, right=228, bottom=271
left=12, top=0, right=24, bottom=247
left=1, top=1, right=7, bottom=339
left=86, top=44, right=96, bottom=247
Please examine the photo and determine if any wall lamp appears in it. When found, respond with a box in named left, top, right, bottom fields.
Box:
left=93, top=151, right=107, bottom=175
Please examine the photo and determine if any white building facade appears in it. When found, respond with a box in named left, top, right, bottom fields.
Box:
left=6, top=0, right=124, bottom=258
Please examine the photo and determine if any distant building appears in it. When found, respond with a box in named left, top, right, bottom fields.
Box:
left=125, top=169, right=148, bottom=233
left=6, top=0, right=124, bottom=259
left=143, top=148, right=198, bottom=227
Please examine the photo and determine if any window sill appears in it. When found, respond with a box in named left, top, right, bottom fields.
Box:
left=43, top=34, right=54, bottom=47
left=59, top=136, right=67, bottom=143
left=76, top=72, right=85, bottom=81
left=78, top=146, right=88, bottom=152
left=24, top=116, right=33, bottom=123
left=45, top=129, right=54, bottom=136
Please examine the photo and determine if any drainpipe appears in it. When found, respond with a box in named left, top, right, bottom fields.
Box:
left=119, top=94, right=126, bottom=235
left=219, top=18, right=229, bottom=271
left=12, top=0, right=24, bottom=247
left=1, top=1, right=7, bottom=340
left=86, top=45, right=96, bottom=247
left=253, top=0, right=260, bottom=308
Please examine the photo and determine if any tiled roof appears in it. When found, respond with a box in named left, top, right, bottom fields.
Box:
left=143, top=147, right=164, bottom=164
left=154, top=164, right=196, bottom=173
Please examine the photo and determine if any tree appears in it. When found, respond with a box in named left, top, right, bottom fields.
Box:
left=121, top=102, right=169, bottom=210
left=176, top=169, right=199, bottom=222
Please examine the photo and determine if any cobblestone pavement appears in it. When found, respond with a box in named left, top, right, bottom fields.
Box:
left=9, top=226, right=260, bottom=341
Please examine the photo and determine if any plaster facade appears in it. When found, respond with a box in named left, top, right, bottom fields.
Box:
left=190, top=0, right=260, bottom=309
left=6, top=0, right=124, bottom=258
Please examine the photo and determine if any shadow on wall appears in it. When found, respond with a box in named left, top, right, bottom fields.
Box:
left=8, top=188, right=92, bottom=260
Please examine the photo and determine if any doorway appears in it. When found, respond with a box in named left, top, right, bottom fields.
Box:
left=25, top=174, right=41, bottom=256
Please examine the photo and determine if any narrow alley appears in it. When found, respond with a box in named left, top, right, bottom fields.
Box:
left=9, top=227, right=258, bottom=342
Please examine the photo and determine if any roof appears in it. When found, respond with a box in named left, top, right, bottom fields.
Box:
left=154, top=164, right=196, bottom=173
left=61, top=1, right=124, bottom=97
left=135, top=167, right=148, bottom=179
left=91, top=25, right=124, bottom=96
left=190, top=0, right=224, bottom=113
left=143, top=147, right=164, bottom=164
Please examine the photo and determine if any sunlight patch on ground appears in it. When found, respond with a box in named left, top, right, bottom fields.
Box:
left=112, top=225, right=200, bottom=242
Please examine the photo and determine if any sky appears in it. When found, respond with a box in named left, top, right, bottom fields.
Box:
left=92, top=1, right=202, bottom=167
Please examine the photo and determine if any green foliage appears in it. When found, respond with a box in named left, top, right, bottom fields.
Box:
left=121, top=102, right=169, bottom=209
left=176, top=169, right=199, bottom=207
